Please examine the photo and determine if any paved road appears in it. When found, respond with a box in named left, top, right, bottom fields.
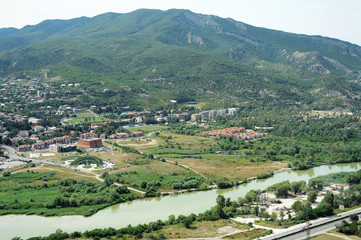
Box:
left=261, top=208, right=361, bottom=240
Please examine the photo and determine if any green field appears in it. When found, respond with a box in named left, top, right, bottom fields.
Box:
left=66, top=116, right=111, bottom=124
left=0, top=171, right=137, bottom=216
left=116, top=169, right=206, bottom=192
left=128, top=125, right=168, bottom=133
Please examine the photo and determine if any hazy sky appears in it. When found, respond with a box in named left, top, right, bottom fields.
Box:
left=1, top=0, right=360, bottom=46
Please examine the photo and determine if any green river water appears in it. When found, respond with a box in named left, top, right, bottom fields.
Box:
left=2, top=162, right=361, bottom=239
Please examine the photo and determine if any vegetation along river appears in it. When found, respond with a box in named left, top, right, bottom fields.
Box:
left=2, top=162, right=361, bottom=239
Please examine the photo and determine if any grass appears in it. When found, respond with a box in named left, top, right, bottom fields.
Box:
left=70, top=156, right=103, bottom=167
left=0, top=170, right=138, bottom=216
left=66, top=116, right=111, bottom=124
left=118, top=169, right=204, bottom=192
left=254, top=220, right=287, bottom=229
left=152, top=148, right=202, bottom=155
left=32, top=165, right=98, bottom=182
left=222, top=228, right=272, bottom=239
left=75, top=112, right=94, bottom=118
left=127, top=125, right=168, bottom=133
left=171, top=156, right=287, bottom=181
left=158, top=219, right=249, bottom=239
left=0, top=171, right=59, bottom=187
left=310, top=233, right=354, bottom=240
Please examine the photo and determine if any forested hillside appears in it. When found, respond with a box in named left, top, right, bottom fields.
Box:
left=0, top=9, right=360, bottom=109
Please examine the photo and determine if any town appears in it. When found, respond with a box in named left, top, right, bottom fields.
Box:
left=0, top=74, right=267, bottom=170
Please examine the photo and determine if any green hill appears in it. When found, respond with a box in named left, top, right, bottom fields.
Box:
left=0, top=9, right=360, bottom=109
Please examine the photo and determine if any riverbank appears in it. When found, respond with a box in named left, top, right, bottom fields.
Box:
left=1, top=162, right=361, bottom=239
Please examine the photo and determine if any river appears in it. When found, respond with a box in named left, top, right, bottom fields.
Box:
left=2, top=162, right=361, bottom=239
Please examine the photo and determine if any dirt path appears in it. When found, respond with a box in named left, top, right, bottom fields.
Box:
left=165, top=159, right=207, bottom=179
left=116, top=132, right=207, bottom=179
left=16, top=166, right=146, bottom=195
left=93, top=173, right=146, bottom=195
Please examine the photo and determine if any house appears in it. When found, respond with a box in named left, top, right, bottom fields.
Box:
left=28, top=117, right=42, bottom=124
left=132, top=131, right=144, bottom=137
left=32, top=142, right=46, bottom=150
left=80, top=132, right=98, bottom=140
left=134, top=116, right=143, bottom=123
left=116, top=132, right=129, bottom=139
left=191, top=113, right=201, bottom=122
left=32, top=125, right=44, bottom=133
left=17, top=130, right=29, bottom=137
left=18, top=144, right=31, bottom=152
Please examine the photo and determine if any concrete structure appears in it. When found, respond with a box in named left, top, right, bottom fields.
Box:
left=50, top=144, right=77, bottom=153
left=228, top=108, right=239, bottom=116
left=191, top=113, right=201, bottom=122
left=200, top=111, right=209, bottom=120
left=77, top=138, right=103, bottom=148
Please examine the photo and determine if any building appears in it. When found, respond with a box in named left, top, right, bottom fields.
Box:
left=17, top=130, right=29, bottom=137
left=28, top=117, right=42, bottom=124
left=18, top=144, right=31, bottom=152
left=116, top=132, right=129, bottom=139
left=32, top=125, right=44, bottom=133
left=132, top=131, right=144, bottom=137
left=228, top=108, right=239, bottom=116
left=200, top=111, right=209, bottom=120
left=208, top=110, right=218, bottom=120
left=49, top=144, right=77, bottom=153
left=80, top=132, right=98, bottom=140
left=32, top=142, right=46, bottom=150
left=217, top=109, right=226, bottom=116
left=134, top=116, right=143, bottom=123
left=77, top=138, right=103, bottom=148
left=191, top=113, right=201, bottom=122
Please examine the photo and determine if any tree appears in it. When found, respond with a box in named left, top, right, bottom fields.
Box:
left=290, top=181, right=306, bottom=194
left=254, top=206, right=260, bottom=216
left=183, top=216, right=193, bottom=228
left=350, top=214, right=359, bottom=223
left=309, top=179, right=324, bottom=191
left=216, top=195, right=225, bottom=208
left=275, top=183, right=290, bottom=198
left=307, top=190, right=318, bottom=203
left=104, top=175, right=114, bottom=186
left=141, top=182, right=147, bottom=189
left=167, top=214, right=175, bottom=224
left=280, top=210, right=285, bottom=222
left=271, top=212, right=278, bottom=222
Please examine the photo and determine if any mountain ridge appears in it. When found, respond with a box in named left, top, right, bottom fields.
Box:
left=0, top=9, right=360, bottom=109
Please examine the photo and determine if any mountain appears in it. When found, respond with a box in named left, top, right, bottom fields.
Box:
left=0, top=9, right=360, bottom=109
